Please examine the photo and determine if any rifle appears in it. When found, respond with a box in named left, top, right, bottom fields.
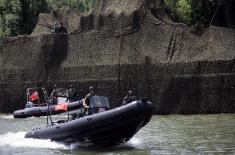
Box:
left=37, top=22, right=67, bottom=33
left=37, top=23, right=54, bottom=29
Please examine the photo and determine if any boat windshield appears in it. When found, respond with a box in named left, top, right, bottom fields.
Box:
left=27, top=87, right=49, bottom=105
left=57, top=97, right=68, bottom=104
left=89, top=95, right=110, bottom=108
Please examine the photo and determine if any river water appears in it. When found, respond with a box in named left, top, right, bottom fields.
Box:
left=0, top=114, right=235, bottom=155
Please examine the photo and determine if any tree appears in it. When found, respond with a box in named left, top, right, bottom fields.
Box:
left=163, top=0, right=220, bottom=29
left=0, top=0, right=22, bottom=36
left=164, top=0, right=192, bottom=24
left=19, top=0, right=48, bottom=34
left=0, top=0, right=97, bottom=38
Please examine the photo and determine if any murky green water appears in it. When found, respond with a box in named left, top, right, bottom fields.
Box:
left=0, top=114, right=235, bottom=155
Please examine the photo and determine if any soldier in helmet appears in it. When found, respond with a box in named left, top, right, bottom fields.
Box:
left=66, top=84, right=75, bottom=103
left=51, top=21, right=68, bottom=34
left=122, top=90, right=138, bottom=105
left=82, top=85, right=96, bottom=110
left=50, top=84, right=58, bottom=104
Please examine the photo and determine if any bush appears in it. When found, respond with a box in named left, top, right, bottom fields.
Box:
left=0, top=0, right=95, bottom=37
left=164, top=0, right=218, bottom=27
left=0, top=0, right=48, bottom=37
left=176, top=0, right=191, bottom=24
left=0, top=0, right=22, bottom=37
left=164, top=0, right=192, bottom=24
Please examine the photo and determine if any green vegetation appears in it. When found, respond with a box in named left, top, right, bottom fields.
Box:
left=164, top=0, right=192, bottom=24
left=0, top=0, right=218, bottom=40
left=0, top=0, right=48, bottom=39
left=0, top=0, right=95, bottom=39
left=164, top=0, right=218, bottom=27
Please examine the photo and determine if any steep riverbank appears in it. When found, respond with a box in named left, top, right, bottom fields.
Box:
left=0, top=0, right=235, bottom=113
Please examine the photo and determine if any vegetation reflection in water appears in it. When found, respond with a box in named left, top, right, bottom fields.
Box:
left=0, top=114, right=235, bottom=155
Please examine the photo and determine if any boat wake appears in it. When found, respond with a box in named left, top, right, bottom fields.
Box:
left=127, top=137, right=144, bottom=149
left=0, top=114, right=13, bottom=120
left=0, top=132, right=143, bottom=150
left=129, top=137, right=142, bottom=145
left=0, top=132, right=68, bottom=149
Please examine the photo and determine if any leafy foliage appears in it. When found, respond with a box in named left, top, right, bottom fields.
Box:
left=0, top=0, right=22, bottom=36
left=176, top=0, right=191, bottom=23
left=19, top=0, right=48, bottom=34
left=0, top=0, right=95, bottom=38
left=164, top=0, right=218, bottom=26
left=0, top=0, right=220, bottom=39
left=164, top=0, right=192, bottom=24
left=0, top=0, right=48, bottom=38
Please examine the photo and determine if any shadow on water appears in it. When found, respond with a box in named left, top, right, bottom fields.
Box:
left=60, top=143, right=147, bottom=155
left=76, top=145, right=135, bottom=151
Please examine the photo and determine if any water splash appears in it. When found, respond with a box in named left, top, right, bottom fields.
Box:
left=0, top=115, right=13, bottom=120
left=0, top=132, right=68, bottom=150
left=69, top=142, right=89, bottom=150
left=129, top=137, right=142, bottom=145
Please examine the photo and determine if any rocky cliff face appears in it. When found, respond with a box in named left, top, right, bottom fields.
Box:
left=0, top=0, right=235, bottom=114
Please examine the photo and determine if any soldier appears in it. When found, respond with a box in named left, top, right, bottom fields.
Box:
left=52, top=22, right=61, bottom=33
left=38, top=21, right=67, bottom=34
left=66, top=84, right=75, bottom=103
left=52, top=22, right=68, bottom=33
left=122, top=90, right=138, bottom=105
left=50, top=84, right=58, bottom=104
left=82, top=86, right=96, bottom=108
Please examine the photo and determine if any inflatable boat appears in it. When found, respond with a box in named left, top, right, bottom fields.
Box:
left=25, top=96, right=153, bottom=146
left=13, top=87, right=81, bottom=118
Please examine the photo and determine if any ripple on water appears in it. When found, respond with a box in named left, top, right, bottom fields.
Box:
left=0, top=115, right=235, bottom=154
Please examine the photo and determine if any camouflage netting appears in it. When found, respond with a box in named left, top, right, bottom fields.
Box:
left=31, top=6, right=81, bottom=36
left=0, top=0, right=235, bottom=113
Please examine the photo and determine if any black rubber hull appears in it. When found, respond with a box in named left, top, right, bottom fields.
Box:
left=25, top=100, right=153, bottom=146
left=13, top=101, right=83, bottom=118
